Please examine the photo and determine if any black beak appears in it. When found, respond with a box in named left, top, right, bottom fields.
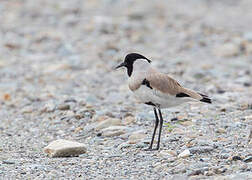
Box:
left=115, top=62, right=126, bottom=70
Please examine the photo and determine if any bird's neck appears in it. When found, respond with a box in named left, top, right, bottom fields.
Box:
left=129, top=60, right=151, bottom=77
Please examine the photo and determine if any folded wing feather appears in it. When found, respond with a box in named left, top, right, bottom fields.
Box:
left=146, top=71, right=204, bottom=101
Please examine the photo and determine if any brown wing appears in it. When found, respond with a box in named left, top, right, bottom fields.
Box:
left=146, top=70, right=204, bottom=101
left=146, top=72, right=182, bottom=96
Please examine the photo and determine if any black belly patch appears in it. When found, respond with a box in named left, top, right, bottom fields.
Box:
left=142, top=79, right=153, bottom=89
left=176, top=92, right=190, bottom=98
left=145, top=102, right=156, bottom=106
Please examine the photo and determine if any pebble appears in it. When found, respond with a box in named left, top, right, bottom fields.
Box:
left=102, top=130, right=125, bottom=137
left=243, top=156, right=252, bottom=163
left=178, top=149, right=191, bottom=158
left=128, top=131, right=146, bottom=144
left=213, top=43, right=240, bottom=57
left=2, top=160, right=15, bottom=164
left=213, top=167, right=227, bottom=174
left=42, top=102, right=55, bottom=113
left=95, top=115, right=109, bottom=122
left=74, top=127, right=83, bottom=133
left=219, top=152, right=230, bottom=159
left=243, top=32, right=252, bottom=41
left=171, top=117, right=178, bottom=121
left=188, top=168, right=208, bottom=176
left=58, top=104, right=70, bottom=111
left=123, top=116, right=135, bottom=125
left=100, top=126, right=127, bottom=137
left=216, top=128, right=226, bottom=134
left=229, top=155, right=243, bottom=161
left=248, top=131, right=252, bottom=144
left=44, top=139, right=87, bottom=157
left=165, top=175, right=188, bottom=180
left=245, top=115, right=252, bottom=121
left=135, top=142, right=146, bottom=148
left=171, top=128, right=186, bottom=135
left=21, top=106, right=33, bottom=114
left=64, top=98, right=77, bottom=103
left=215, top=172, right=252, bottom=179
left=159, top=150, right=177, bottom=158
left=95, top=118, right=121, bottom=130
left=118, top=142, right=131, bottom=149
left=189, top=146, right=214, bottom=154
left=180, top=120, right=193, bottom=126
left=243, top=41, right=252, bottom=54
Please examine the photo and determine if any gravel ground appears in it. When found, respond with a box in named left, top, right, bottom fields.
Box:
left=1, top=0, right=252, bottom=179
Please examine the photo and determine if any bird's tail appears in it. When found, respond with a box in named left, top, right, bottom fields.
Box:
left=182, top=88, right=212, bottom=104
left=198, top=93, right=212, bottom=104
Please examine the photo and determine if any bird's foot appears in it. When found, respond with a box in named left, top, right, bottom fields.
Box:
left=144, top=147, right=159, bottom=151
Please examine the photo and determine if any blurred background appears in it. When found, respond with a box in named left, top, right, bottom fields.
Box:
left=0, top=0, right=252, bottom=178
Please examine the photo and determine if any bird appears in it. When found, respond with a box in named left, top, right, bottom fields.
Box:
left=115, top=53, right=211, bottom=151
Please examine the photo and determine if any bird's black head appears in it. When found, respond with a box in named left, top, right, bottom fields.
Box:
left=115, top=53, right=151, bottom=77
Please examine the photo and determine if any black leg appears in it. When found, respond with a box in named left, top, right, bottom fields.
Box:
left=145, top=107, right=159, bottom=151
left=156, top=108, right=163, bottom=150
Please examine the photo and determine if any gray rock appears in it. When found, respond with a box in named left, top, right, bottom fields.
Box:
left=100, top=126, right=127, bottom=137
left=128, top=131, right=146, bottom=144
left=165, top=174, right=188, bottom=180
left=118, top=142, right=131, bottom=149
left=42, top=102, right=55, bottom=113
left=244, top=156, right=252, bottom=163
left=188, top=168, right=208, bottom=176
left=135, top=142, right=146, bottom=148
left=231, top=155, right=243, bottom=161
left=95, top=118, right=122, bottom=130
left=243, top=32, right=252, bottom=41
left=215, top=172, right=252, bottom=180
left=178, top=149, right=191, bottom=158
left=213, top=166, right=227, bottom=174
left=219, top=152, right=230, bottom=159
left=2, top=160, right=15, bottom=164
left=58, top=104, right=70, bottom=111
left=213, top=43, right=240, bottom=57
left=86, top=95, right=98, bottom=104
left=189, top=146, right=214, bottom=154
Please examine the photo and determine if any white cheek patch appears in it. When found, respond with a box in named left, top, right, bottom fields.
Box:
left=132, top=59, right=151, bottom=73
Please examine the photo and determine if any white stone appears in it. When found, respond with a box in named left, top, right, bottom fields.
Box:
left=216, top=128, right=226, bottom=134
left=245, top=115, right=252, bottom=121
left=43, top=64, right=70, bottom=74
left=213, top=43, right=240, bottom=57
left=101, top=126, right=127, bottom=137
left=95, top=118, right=121, bottom=130
left=42, top=102, right=55, bottom=113
left=102, top=126, right=127, bottom=131
left=172, top=128, right=186, bottom=135
left=243, top=32, right=252, bottom=41
left=102, top=130, right=125, bottom=137
left=159, top=150, right=177, bottom=158
left=123, top=116, right=135, bottom=125
left=178, top=149, right=191, bottom=158
left=128, top=131, right=146, bottom=144
left=95, top=115, right=109, bottom=122
left=118, top=142, right=131, bottom=149
left=22, top=106, right=33, bottom=113
left=44, top=139, right=87, bottom=157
